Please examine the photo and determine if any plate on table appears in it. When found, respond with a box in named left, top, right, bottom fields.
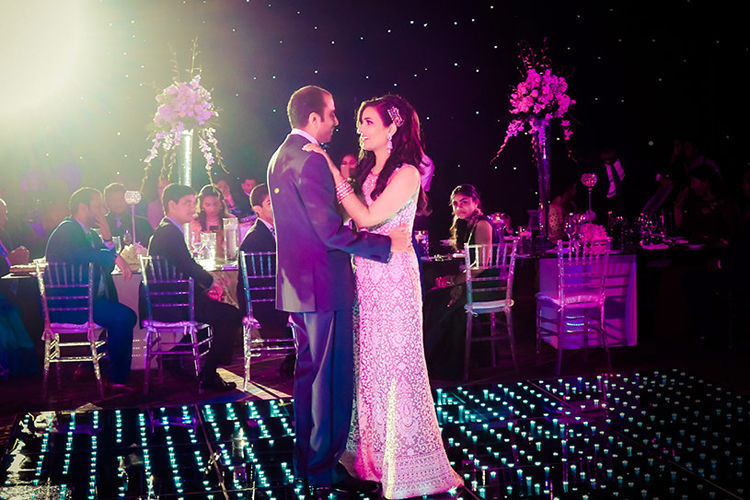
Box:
left=686, top=243, right=705, bottom=250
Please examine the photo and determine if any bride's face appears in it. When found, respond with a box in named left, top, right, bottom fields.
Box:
left=357, top=106, right=391, bottom=153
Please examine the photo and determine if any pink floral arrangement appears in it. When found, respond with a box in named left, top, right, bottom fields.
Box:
left=579, top=223, right=607, bottom=241
left=144, top=42, right=225, bottom=178
left=494, top=42, right=576, bottom=157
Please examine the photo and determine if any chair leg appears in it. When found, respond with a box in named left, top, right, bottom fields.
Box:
left=143, top=329, right=152, bottom=395
left=535, top=300, right=542, bottom=356
left=557, top=308, right=564, bottom=376
left=190, top=326, right=202, bottom=378
left=599, top=305, right=612, bottom=372
left=505, top=308, right=517, bottom=374
left=91, top=339, right=104, bottom=399
left=42, top=337, right=51, bottom=398
left=490, top=312, right=498, bottom=367
left=583, top=308, right=589, bottom=364
left=464, top=313, right=473, bottom=380
left=243, top=325, right=251, bottom=392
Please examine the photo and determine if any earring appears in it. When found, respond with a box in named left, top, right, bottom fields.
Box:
left=387, top=134, right=393, bottom=154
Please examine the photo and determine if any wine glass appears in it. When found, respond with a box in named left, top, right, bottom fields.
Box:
left=190, top=231, right=203, bottom=258
left=123, top=229, right=133, bottom=246
left=564, top=216, right=577, bottom=241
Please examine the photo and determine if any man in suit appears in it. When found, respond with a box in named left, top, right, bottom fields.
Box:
left=103, top=183, right=153, bottom=246
left=236, top=183, right=294, bottom=375
left=268, top=85, right=410, bottom=490
left=147, top=183, right=242, bottom=392
left=45, top=187, right=137, bottom=386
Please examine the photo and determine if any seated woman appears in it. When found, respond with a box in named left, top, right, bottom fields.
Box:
left=190, top=184, right=236, bottom=260
left=339, top=153, right=358, bottom=181
left=548, top=176, right=579, bottom=242
left=424, top=184, right=499, bottom=379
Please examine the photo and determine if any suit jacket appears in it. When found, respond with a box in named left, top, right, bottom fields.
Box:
left=45, top=216, right=119, bottom=301
left=106, top=212, right=153, bottom=246
left=0, top=229, right=12, bottom=278
left=147, top=218, right=214, bottom=292
left=268, top=133, right=391, bottom=313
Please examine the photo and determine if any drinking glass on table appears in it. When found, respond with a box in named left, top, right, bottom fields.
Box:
left=190, top=231, right=204, bottom=259
left=201, top=232, right=217, bottom=261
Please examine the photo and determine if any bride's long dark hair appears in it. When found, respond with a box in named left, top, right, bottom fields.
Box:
left=353, top=95, right=430, bottom=215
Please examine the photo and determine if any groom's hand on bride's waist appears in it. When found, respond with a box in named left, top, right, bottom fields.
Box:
left=387, top=225, right=412, bottom=253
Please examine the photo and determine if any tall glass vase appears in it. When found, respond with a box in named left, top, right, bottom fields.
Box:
left=178, top=129, right=194, bottom=188
left=532, top=118, right=551, bottom=240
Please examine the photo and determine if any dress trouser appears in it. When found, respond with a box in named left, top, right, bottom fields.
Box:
left=194, top=293, right=243, bottom=373
left=92, top=298, right=137, bottom=384
left=291, top=309, right=354, bottom=486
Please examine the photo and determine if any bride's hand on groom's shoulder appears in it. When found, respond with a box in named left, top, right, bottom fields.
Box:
left=387, top=225, right=412, bottom=253
left=302, top=143, right=342, bottom=182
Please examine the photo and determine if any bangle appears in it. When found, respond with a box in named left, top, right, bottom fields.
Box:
left=336, top=180, right=354, bottom=202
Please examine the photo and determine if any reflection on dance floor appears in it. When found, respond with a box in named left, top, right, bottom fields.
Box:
left=0, top=369, right=745, bottom=499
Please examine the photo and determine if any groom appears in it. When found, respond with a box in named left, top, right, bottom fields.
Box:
left=268, top=85, right=410, bottom=489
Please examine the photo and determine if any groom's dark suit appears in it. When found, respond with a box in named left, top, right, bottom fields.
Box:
left=268, top=132, right=391, bottom=486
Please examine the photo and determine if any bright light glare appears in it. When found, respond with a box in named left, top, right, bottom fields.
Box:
left=0, top=0, right=84, bottom=118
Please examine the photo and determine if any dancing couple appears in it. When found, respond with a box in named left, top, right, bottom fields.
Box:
left=268, top=85, right=463, bottom=499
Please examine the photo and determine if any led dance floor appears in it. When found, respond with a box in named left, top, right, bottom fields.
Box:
left=0, top=369, right=746, bottom=499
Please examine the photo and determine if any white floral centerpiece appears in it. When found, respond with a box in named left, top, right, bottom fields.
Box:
left=143, top=41, right=225, bottom=181
left=120, top=243, right=148, bottom=272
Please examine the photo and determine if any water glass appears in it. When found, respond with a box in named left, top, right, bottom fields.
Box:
left=223, top=217, right=239, bottom=261
left=201, top=232, right=217, bottom=261
left=414, top=230, right=429, bottom=257
left=112, top=236, right=122, bottom=253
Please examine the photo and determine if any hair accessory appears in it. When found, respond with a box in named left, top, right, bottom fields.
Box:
left=387, top=106, right=404, bottom=127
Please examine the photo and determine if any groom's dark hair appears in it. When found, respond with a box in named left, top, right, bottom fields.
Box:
left=287, top=85, right=330, bottom=129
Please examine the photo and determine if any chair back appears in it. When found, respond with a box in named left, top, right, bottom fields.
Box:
left=555, top=238, right=612, bottom=305
left=36, top=261, right=96, bottom=327
left=239, top=250, right=276, bottom=320
left=464, top=238, right=518, bottom=307
left=139, top=255, right=196, bottom=323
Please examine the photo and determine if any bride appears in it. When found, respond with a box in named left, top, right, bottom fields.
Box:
left=303, top=94, right=463, bottom=499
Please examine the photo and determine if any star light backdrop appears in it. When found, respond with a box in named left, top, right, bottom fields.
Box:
left=0, top=0, right=745, bottom=236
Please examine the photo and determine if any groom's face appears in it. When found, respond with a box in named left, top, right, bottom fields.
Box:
left=315, top=95, right=338, bottom=144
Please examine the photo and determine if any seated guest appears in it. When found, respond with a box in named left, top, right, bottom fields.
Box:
left=216, top=177, right=251, bottom=221
left=237, top=183, right=294, bottom=375
left=548, top=176, right=579, bottom=242
left=143, top=176, right=169, bottom=230
left=241, top=177, right=257, bottom=199
left=103, top=183, right=153, bottom=246
left=0, top=198, right=30, bottom=278
left=189, top=184, right=236, bottom=260
left=45, top=187, right=137, bottom=387
left=148, top=183, right=242, bottom=391
left=425, top=184, right=499, bottom=379
left=675, top=163, right=741, bottom=247
left=339, top=154, right=358, bottom=180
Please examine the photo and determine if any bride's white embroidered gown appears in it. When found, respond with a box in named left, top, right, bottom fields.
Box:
left=349, top=168, right=463, bottom=499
